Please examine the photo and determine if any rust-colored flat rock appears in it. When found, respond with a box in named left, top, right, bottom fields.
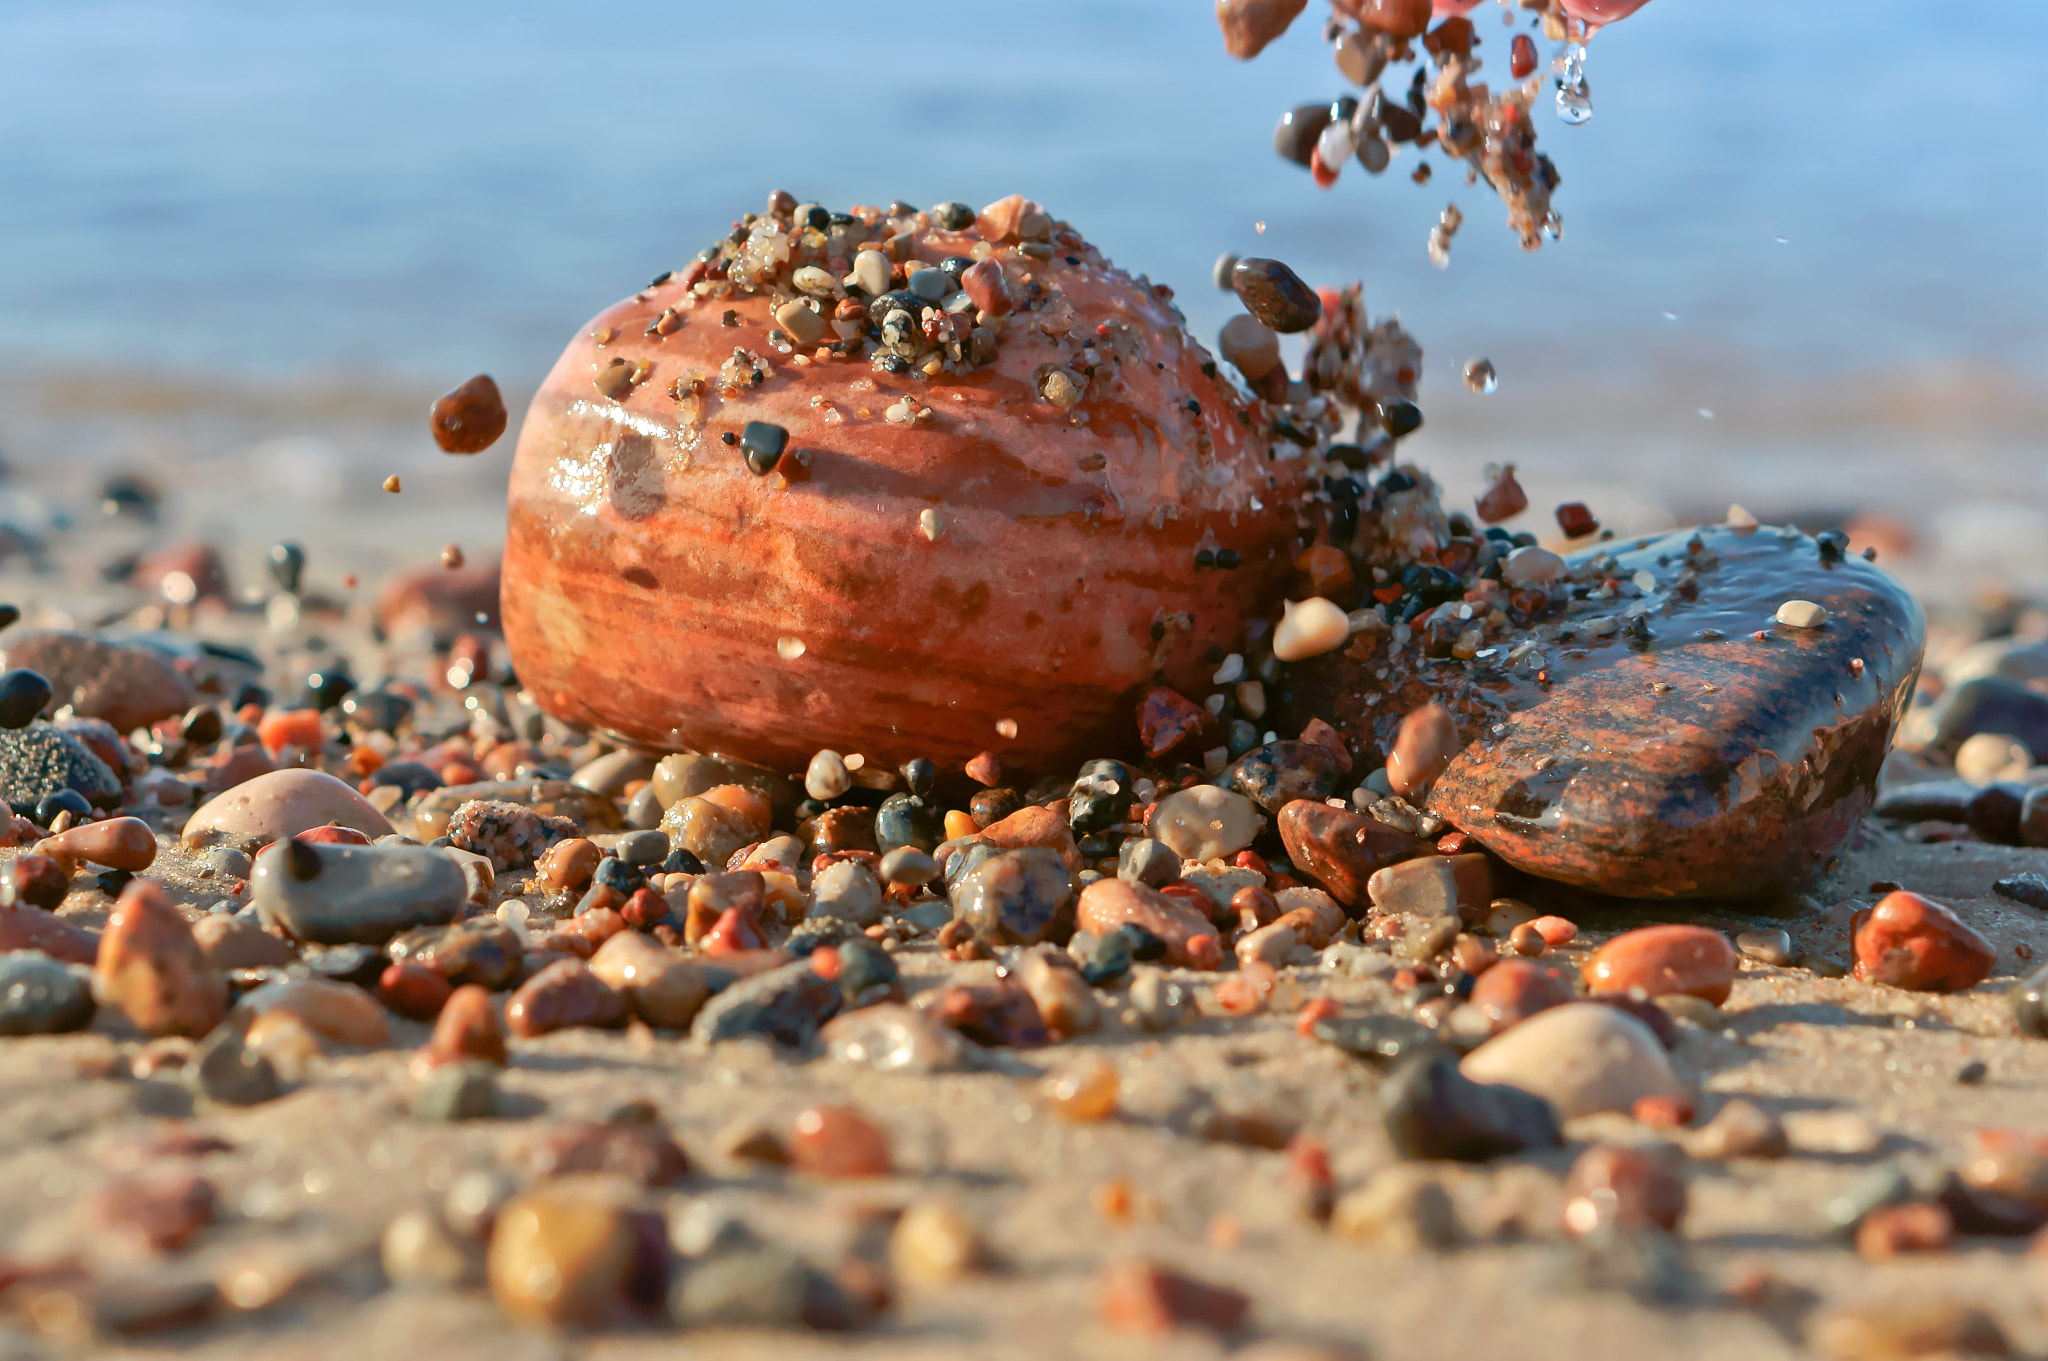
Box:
left=501, top=199, right=1310, bottom=774
left=1290, top=524, right=1923, bottom=899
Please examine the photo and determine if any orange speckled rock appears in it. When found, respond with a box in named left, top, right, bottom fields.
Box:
left=501, top=201, right=1310, bottom=774
left=1583, top=925, right=1738, bottom=1005
left=1075, top=878, right=1221, bottom=970
left=91, top=878, right=226, bottom=1038
left=1852, top=891, right=1995, bottom=993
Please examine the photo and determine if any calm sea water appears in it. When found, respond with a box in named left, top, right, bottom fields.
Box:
left=0, top=0, right=2041, bottom=605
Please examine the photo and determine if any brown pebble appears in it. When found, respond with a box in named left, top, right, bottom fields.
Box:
left=380, top=963, right=454, bottom=1022
left=441, top=544, right=465, bottom=571
left=791, top=1104, right=892, bottom=1178
left=538, top=837, right=601, bottom=891
left=1044, top=1057, right=1119, bottom=1122
left=37, top=816, right=157, bottom=872
left=1561, top=1145, right=1686, bottom=1238
left=1229, top=257, right=1321, bottom=336
left=382, top=475, right=401, bottom=494
left=430, top=374, right=508, bottom=454
left=1387, top=703, right=1458, bottom=798
left=1467, top=958, right=1572, bottom=1034
left=1857, top=1202, right=1954, bottom=1261
left=420, top=984, right=506, bottom=1068
left=505, top=959, right=628, bottom=1038
left=91, top=878, right=227, bottom=1039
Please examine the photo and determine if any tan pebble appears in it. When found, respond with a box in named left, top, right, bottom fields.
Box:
left=383, top=475, right=402, bottom=494
left=1043, top=1056, right=1119, bottom=1122
left=243, top=1010, right=325, bottom=1082
left=1776, top=599, right=1827, bottom=629
left=37, top=816, right=157, bottom=871
left=191, top=915, right=297, bottom=971
left=1272, top=597, right=1349, bottom=662
left=890, top=1198, right=984, bottom=1288
left=1386, top=702, right=1458, bottom=798
left=1686, top=1099, right=1788, bottom=1159
left=1217, top=314, right=1281, bottom=379
left=487, top=1181, right=642, bottom=1329
left=241, top=977, right=390, bottom=1048
left=1955, top=731, right=2031, bottom=784
left=1331, top=1167, right=1461, bottom=1251
left=588, top=931, right=708, bottom=1030
left=1725, top=503, right=1758, bottom=534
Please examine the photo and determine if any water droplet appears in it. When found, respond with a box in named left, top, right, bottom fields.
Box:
left=777, top=636, right=806, bottom=660
left=1555, top=43, right=1592, bottom=125
left=1463, top=358, right=1499, bottom=395
left=1774, top=236, right=1790, bottom=245
left=1697, top=409, right=1715, bottom=420
left=1662, top=311, right=1678, bottom=321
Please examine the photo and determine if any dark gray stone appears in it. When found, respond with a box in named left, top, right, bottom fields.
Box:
left=1380, top=1051, right=1562, bottom=1161
left=0, top=951, right=94, bottom=1034
left=1117, top=837, right=1179, bottom=887
left=690, top=961, right=839, bottom=1047
left=193, top=1031, right=281, bottom=1106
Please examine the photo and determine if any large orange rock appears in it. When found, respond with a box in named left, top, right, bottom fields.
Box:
left=501, top=197, right=1310, bottom=773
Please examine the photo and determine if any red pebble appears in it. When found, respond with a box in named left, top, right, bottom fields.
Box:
left=1510, top=32, right=1538, bottom=79
left=1632, top=1094, right=1696, bottom=1129
left=965, top=750, right=1002, bottom=787
left=379, top=962, right=453, bottom=1022
left=1231, top=849, right=1270, bottom=878
left=421, top=984, right=507, bottom=1066
left=1100, top=1258, right=1249, bottom=1336
left=294, top=824, right=372, bottom=847
left=1852, top=890, right=1996, bottom=993
left=1555, top=501, right=1599, bottom=537
left=1531, top=915, right=1578, bottom=947
left=699, top=907, right=765, bottom=956
left=1469, top=958, right=1574, bottom=1033
left=1436, top=831, right=1472, bottom=855
left=1136, top=687, right=1210, bottom=759
left=790, top=1104, right=892, bottom=1178
left=1475, top=464, right=1528, bottom=523
left=620, top=887, right=667, bottom=929
left=810, top=946, right=843, bottom=981
left=1295, top=996, right=1341, bottom=1036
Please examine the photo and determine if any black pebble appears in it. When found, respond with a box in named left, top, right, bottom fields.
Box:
left=269, top=542, right=306, bottom=594
left=1377, top=399, right=1424, bottom=438
left=900, top=757, right=936, bottom=798
left=931, top=202, right=975, bottom=230
left=1118, top=922, right=1168, bottom=961
left=34, top=789, right=90, bottom=824
left=0, top=606, right=17, bottom=631
left=0, top=670, right=52, bottom=730
left=740, top=421, right=788, bottom=476
left=1274, top=103, right=1334, bottom=167
left=1956, top=1060, right=1988, bottom=1085
left=661, top=847, right=705, bottom=875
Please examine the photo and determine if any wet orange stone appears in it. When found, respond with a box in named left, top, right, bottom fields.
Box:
left=420, top=984, right=507, bottom=1068
left=256, top=709, right=325, bottom=760
left=1852, top=891, right=1996, bottom=993
left=1075, top=879, right=1221, bottom=971
left=790, top=1104, right=892, bottom=1178
left=37, top=817, right=157, bottom=872
left=538, top=837, right=600, bottom=891
left=500, top=206, right=1308, bottom=774
left=1583, top=924, right=1737, bottom=1005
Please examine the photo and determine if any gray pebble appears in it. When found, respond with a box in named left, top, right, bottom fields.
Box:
left=624, top=784, right=664, bottom=831
left=1128, top=967, right=1190, bottom=1031
left=1117, top=837, right=1179, bottom=888
left=616, top=829, right=670, bottom=866
left=204, top=846, right=253, bottom=879
left=413, top=1062, right=499, bottom=1122
left=0, top=952, right=94, bottom=1035
left=878, top=846, right=938, bottom=886
left=1735, top=928, right=1792, bottom=966
left=810, top=860, right=883, bottom=927
left=194, top=1031, right=281, bottom=1106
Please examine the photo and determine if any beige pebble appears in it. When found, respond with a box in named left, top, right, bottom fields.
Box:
left=1726, top=503, right=1758, bottom=534
left=1500, top=545, right=1564, bottom=589
left=1955, top=731, right=2032, bottom=784
left=1272, top=597, right=1349, bottom=662
left=1776, top=599, right=1827, bottom=629
left=1217, top=314, right=1281, bottom=379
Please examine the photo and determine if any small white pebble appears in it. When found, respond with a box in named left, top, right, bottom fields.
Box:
left=919, top=507, right=946, bottom=541
left=995, top=717, right=1019, bottom=740
left=805, top=749, right=851, bottom=801
left=1775, top=599, right=1827, bottom=629
left=1500, top=546, right=1565, bottom=589
left=1726, top=504, right=1759, bottom=535
left=1271, top=597, right=1350, bottom=662
left=776, top=636, right=806, bottom=661
left=1236, top=680, right=1266, bottom=720
left=1211, top=653, right=1245, bottom=686
left=1630, top=569, right=1656, bottom=593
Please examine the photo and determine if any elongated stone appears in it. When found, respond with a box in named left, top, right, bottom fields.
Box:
left=182, top=768, right=393, bottom=848
left=251, top=841, right=467, bottom=945
left=1290, top=524, right=1925, bottom=899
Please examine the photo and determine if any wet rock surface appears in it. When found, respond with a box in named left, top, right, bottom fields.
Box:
left=1290, top=524, right=1925, bottom=899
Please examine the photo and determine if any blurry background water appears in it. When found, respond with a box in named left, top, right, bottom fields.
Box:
left=0, top=0, right=2040, bottom=615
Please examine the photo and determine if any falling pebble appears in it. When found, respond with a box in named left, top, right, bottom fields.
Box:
left=919, top=508, right=946, bottom=541
left=382, top=475, right=402, bottom=493
left=342, top=574, right=359, bottom=590
left=777, top=637, right=806, bottom=661
left=1663, top=312, right=1678, bottom=321
left=1254, top=221, right=1266, bottom=234
left=1726, top=504, right=1759, bottom=535
left=1698, top=409, right=1714, bottom=419
left=995, top=718, right=1019, bottom=740
left=1555, top=43, right=1592, bottom=124
left=1463, top=358, right=1498, bottom=395
left=442, top=544, right=465, bottom=570
left=1775, top=236, right=1790, bottom=245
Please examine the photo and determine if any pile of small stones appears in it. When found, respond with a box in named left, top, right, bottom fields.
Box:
left=0, top=582, right=2037, bottom=1355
